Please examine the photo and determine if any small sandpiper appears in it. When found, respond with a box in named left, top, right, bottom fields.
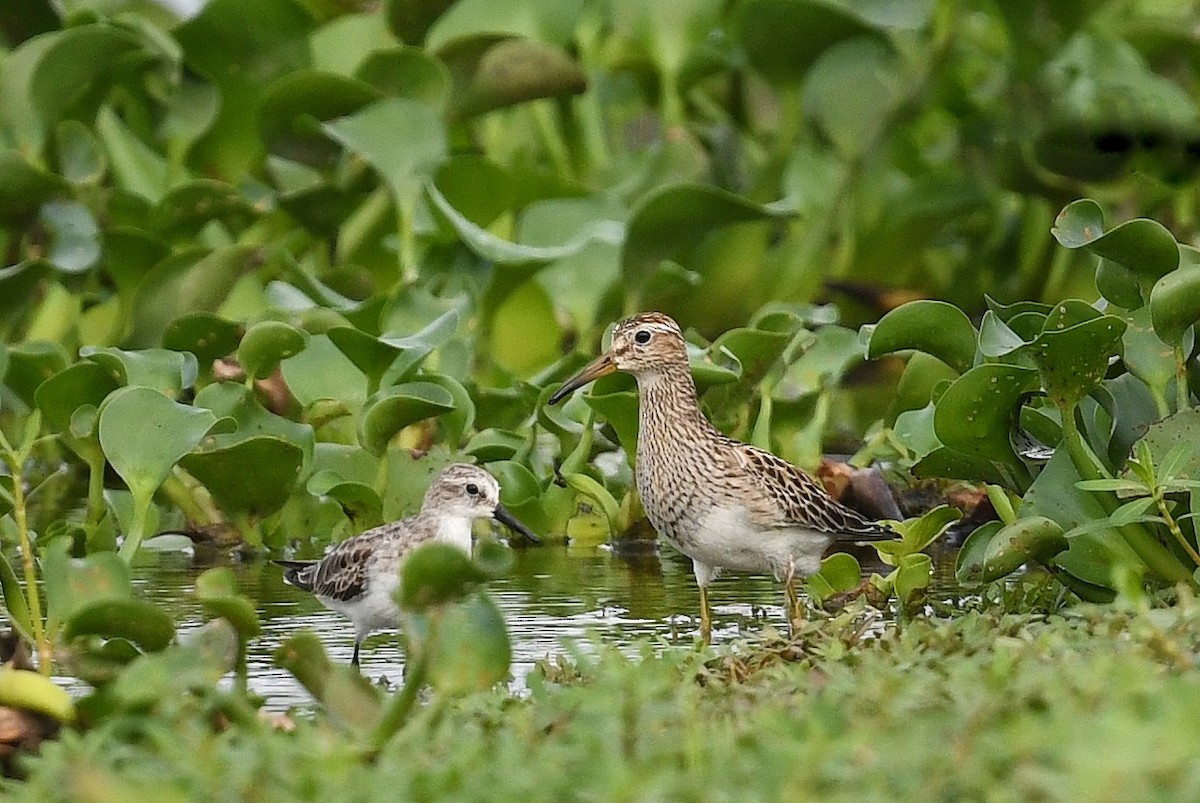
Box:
left=275, top=463, right=539, bottom=666
left=549, top=312, right=892, bottom=641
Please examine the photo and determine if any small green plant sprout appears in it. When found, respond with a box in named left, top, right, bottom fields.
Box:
left=808, top=506, right=959, bottom=609
left=1076, top=441, right=1200, bottom=569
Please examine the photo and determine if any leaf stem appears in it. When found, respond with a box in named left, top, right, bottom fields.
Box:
left=1174, top=345, right=1191, bottom=413
left=1154, top=490, right=1200, bottom=567
left=368, top=648, right=428, bottom=753
left=1061, top=404, right=1195, bottom=586
left=118, top=495, right=152, bottom=563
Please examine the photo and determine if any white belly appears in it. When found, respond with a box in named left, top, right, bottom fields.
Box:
left=686, top=507, right=830, bottom=581
left=318, top=571, right=400, bottom=638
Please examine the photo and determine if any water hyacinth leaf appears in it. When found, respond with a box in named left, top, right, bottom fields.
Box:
left=238, top=321, right=310, bottom=380
left=432, top=155, right=512, bottom=231
left=472, top=538, right=516, bottom=580
left=55, top=119, right=106, bottom=185
left=933, top=364, right=1040, bottom=483
left=0, top=552, right=32, bottom=643
left=398, top=542, right=485, bottom=610
left=0, top=153, right=68, bottom=226
left=1020, top=450, right=1143, bottom=587
left=687, top=341, right=742, bottom=389
left=386, top=0, right=457, bottom=44
left=62, top=598, right=175, bottom=652
left=734, top=0, right=877, bottom=86
left=281, top=334, right=369, bottom=409
left=894, top=553, right=933, bottom=603
left=442, top=37, right=587, bottom=119
left=873, top=505, right=960, bottom=566
left=887, top=353, right=959, bottom=423
left=163, top=313, right=243, bottom=365
left=1118, top=306, right=1176, bottom=400
left=1029, top=312, right=1126, bottom=410
left=43, top=546, right=133, bottom=632
left=427, top=181, right=623, bottom=265
left=259, top=71, right=383, bottom=168
left=111, top=632, right=236, bottom=709
left=35, top=361, right=119, bottom=432
left=323, top=97, right=447, bottom=204
left=774, top=326, right=862, bottom=400
left=307, top=470, right=383, bottom=528
left=463, top=428, right=524, bottom=463
left=418, top=591, right=511, bottom=695
left=867, top=300, right=977, bottom=373
left=709, top=324, right=794, bottom=385
left=82, top=347, right=199, bottom=397
left=1096, top=259, right=1144, bottom=309
left=1127, top=409, right=1200, bottom=484
left=357, top=46, right=451, bottom=105
left=807, top=552, right=862, bottom=604
left=0, top=261, right=50, bottom=328
left=422, top=372, right=475, bottom=448
left=582, top=381, right=640, bottom=457
left=488, top=460, right=541, bottom=508
left=978, top=516, right=1069, bottom=581
left=195, top=567, right=261, bottom=639
left=181, top=436, right=306, bottom=518
left=560, top=472, right=621, bottom=537
left=803, top=38, right=901, bottom=157
left=0, top=669, right=75, bottom=724
left=39, top=200, right=100, bottom=274
left=328, top=308, right=459, bottom=391
left=955, top=521, right=1002, bottom=586
left=1149, top=249, right=1200, bottom=345
left=977, top=311, right=1028, bottom=359
left=4, top=341, right=69, bottom=406
left=275, top=632, right=383, bottom=731
left=151, top=179, right=255, bottom=239
left=358, top=381, right=456, bottom=456
left=623, top=183, right=793, bottom=281
left=192, top=381, right=315, bottom=466
left=1051, top=198, right=1180, bottom=281
left=98, top=386, right=219, bottom=504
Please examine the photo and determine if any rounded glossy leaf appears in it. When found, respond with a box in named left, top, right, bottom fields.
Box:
left=980, top=516, right=1069, bottom=581
left=0, top=152, right=67, bottom=225
left=1052, top=198, right=1180, bottom=281
left=63, top=598, right=176, bottom=652
left=1150, top=250, right=1200, bottom=345
left=444, top=37, right=586, bottom=119
left=0, top=668, right=75, bottom=724
left=98, top=386, right=219, bottom=501
left=1118, top=306, right=1176, bottom=396
left=260, top=71, right=382, bottom=167
left=464, top=429, right=524, bottom=462
left=735, top=0, right=875, bottom=85
left=398, top=542, right=485, bottom=610
left=487, top=460, right=541, bottom=508
left=867, top=300, right=977, bottom=374
left=323, top=97, right=447, bottom=204
left=358, top=46, right=451, bottom=104
left=386, top=0, right=457, bottom=44
left=82, top=346, right=199, bottom=397
left=55, top=119, right=106, bottom=185
left=4, top=341, right=69, bottom=407
left=422, top=372, right=475, bottom=448
left=163, top=312, right=243, bottom=365
left=307, top=470, right=384, bottom=528
left=954, top=521, right=1002, bottom=586
left=195, top=567, right=261, bottom=638
left=182, top=435, right=305, bottom=516
left=933, top=364, right=1040, bottom=482
left=358, top=381, right=456, bottom=456
left=38, top=200, right=100, bottom=274
left=806, top=552, right=862, bottom=604
left=894, top=553, right=933, bottom=602
left=1030, top=312, right=1126, bottom=409
left=238, top=321, right=310, bottom=380
left=35, top=361, right=119, bottom=432
left=422, top=591, right=511, bottom=695
left=152, top=179, right=255, bottom=239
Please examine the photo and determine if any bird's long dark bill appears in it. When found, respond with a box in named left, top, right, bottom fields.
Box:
left=493, top=504, right=541, bottom=544
left=547, top=353, right=617, bottom=405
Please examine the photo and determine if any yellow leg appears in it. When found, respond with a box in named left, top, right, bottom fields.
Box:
left=699, top=585, right=712, bottom=644
left=784, top=565, right=803, bottom=636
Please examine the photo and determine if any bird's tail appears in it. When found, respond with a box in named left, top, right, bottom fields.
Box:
left=272, top=559, right=317, bottom=591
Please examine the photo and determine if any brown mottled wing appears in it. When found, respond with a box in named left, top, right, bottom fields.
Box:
left=727, top=443, right=893, bottom=540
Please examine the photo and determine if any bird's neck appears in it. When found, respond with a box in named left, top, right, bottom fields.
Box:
left=434, top=514, right=474, bottom=554
left=636, top=368, right=718, bottom=452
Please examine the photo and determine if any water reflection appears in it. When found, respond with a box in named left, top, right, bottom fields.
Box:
left=116, top=543, right=946, bottom=711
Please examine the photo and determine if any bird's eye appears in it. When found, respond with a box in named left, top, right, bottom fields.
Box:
left=465, top=483, right=479, bottom=496
left=634, top=329, right=651, bottom=345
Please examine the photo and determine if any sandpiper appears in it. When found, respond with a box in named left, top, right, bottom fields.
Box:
left=549, top=312, right=892, bottom=641
left=274, top=463, right=539, bottom=666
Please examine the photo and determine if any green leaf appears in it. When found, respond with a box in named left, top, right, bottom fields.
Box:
left=1027, top=305, right=1126, bottom=411
left=259, top=71, right=383, bottom=168
left=194, top=567, right=261, bottom=639
left=274, top=631, right=383, bottom=732
left=38, top=200, right=100, bottom=274
left=307, top=471, right=384, bottom=529
left=0, top=153, right=67, bottom=226
left=63, top=598, right=175, bottom=652
left=357, top=382, right=456, bottom=456
left=933, top=364, right=1040, bottom=486
left=0, top=551, right=32, bottom=644
left=894, top=553, right=932, bottom=603
left=1052, top=199, right=1181, bottom=282
left=162, top=313, right=243, bottom=365
left=734, top=0, right=876, bottom=86
left=82, top=346, right=198, bottom=397
left=1149, top=247, right=1200, bottom=345
left=4, top=341, right=69, bottom=407
left=866, top=300, right=977, bottom=374
left=410, top=590, right=511, bottom=695
left=152, top=180, right=255, bottom=240
left=182, top=436, right=306, bottom=518
left=238, top=321, right=310, bottom=380
left=35, top=361, right=119, bottom=432
left=55, top=119, right=106, bottom=185
left=560, top=472, right=621, bottom=537
left=398, top=542, right=485, bottom=610
left=98, top=386, right=219, bottom=507
left=323, top=97, right=447, bottom=205
left=806, top=552, right=862, bottom=605
left=442, top=37, right=587, bottom=119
